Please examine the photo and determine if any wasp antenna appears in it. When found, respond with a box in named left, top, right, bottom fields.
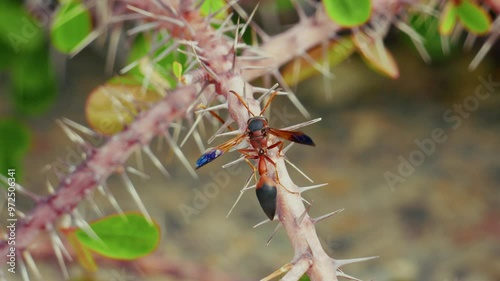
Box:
left=229, top=90, right=255, bottom=117
left=333, top=256, right=379, bottom=269
left=312, top=208, right=344, bottom=224
left=259, top=90, right=279, bottom=116
left=256, top=83, right=280, bottom=102
left=265, top=223, right=282, bottom=246
left=120, top=171, right=153, bottom=224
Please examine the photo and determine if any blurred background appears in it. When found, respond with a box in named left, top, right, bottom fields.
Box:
left=1, top=0, right=499, bottom=280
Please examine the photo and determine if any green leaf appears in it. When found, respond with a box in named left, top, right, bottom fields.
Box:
left=323, top=0, right=372, bottom=27
left=0, top=1, right=44, bottom=53
left=11, top=46, right=57, bottom=115
left=456, top=0, right=491, bottom=34
left=74, top=213, right=160, bottom=260
left=172, top=61, right=183, bottom=79
left=439, top=2, right=457, bottom=35
left=299, top=275, right=311, bottom=281
left=408, top=14, right=459, bottom=62
left=199, top=0, right=227, bottom=20
left=0, top=119, right=31, bottom=184
left=50, top=0, right=92, bottom=53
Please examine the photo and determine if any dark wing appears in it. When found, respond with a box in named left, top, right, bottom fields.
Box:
left=195, top=134, right=246, bottom=169
left=269, top=128, right=315, bottom=146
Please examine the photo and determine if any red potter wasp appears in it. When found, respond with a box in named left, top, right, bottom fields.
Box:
left=195, top=90, right=315, bottom=220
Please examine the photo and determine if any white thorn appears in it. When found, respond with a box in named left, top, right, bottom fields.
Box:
left=299, top=183, right=329, bottom=193
left=239, top=3, right=260, bottom=39
left=273, top=70, right=310, bottom=118
left=256, top=83, right=281, bottom=103
left=336, top=270, right=363, bottom=281
left=72, top=210, right=104, bottom=244
left=86, top=194, right=103, bottom=217
left=266, top=223, right=282, bottom=246
left=99, top=183, right=126, bottom=218
left=260, top=262, right=293, bottom=281
left=142, top=145, right=170, bottom=178
left=253, top=218, right=271, bottom=228
left=195, top=103, right=228, bottom=113
left=281, top=118, right=322, bottom=131
left=126, top=5, right=184, bottom=26
left=127, top=21, right=160, bottom=36
left=208, top=118, right=234, bottom=144
left=226, top=172, right=255, bottom=218
left=282, top=142, right=294, bottom=154
left=333, top=256, right=379, bottom=269
left=300, top=51, right=335, bottom=79
left=126, top=166, right=150, bottom=179
left=284, top=158, right=313, bottom=183
left=18, top=254, right=30, bottom=281
left=152, top=42, right=180, bottom=64
left=48, top=225, right=70, bottom=279
left=164, top=133, right=198, bottom=178
left=222, top=156, right=246, bottom=169
left=313, top=208, right=344, bottom=223
left=469, top=16, right=500, bottom=70
left=61, top=117, right=99, bottom=137
left=180, top=114, right=204, bottom=147
left=23, top=251, right=42, bottom=280
left=56, top=119, right=86, bottom=146
left=120, top=172, right=152, bottom=224
left=215, top=130, right=242, bottom=138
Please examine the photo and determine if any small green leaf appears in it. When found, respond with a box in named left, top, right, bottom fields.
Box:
left=0, top=119, right=31, bottom=184
left=11, top=46, right=57, bottom=115
left=75, top=213, right=160, bottom=260
left=439, top=2, right=457, bottom=35
left=199, top=0, right=227, bottom=20
left=0, top=0, right=44, bottom=53
left=172, top=61, right=183, bottom=79
left=323, top=0, right=372, bottom=27
left=50, top=0, right=92, bottom=53
left=456, top=0, right=491, bottom=34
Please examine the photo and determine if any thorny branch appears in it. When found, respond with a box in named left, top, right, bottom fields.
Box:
left=0, top=0, right=452, bottom=280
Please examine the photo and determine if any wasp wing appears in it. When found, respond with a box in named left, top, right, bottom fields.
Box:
left=269, top=128, right=315, bottom=146
left=195, top=134, right=246, bottom=169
